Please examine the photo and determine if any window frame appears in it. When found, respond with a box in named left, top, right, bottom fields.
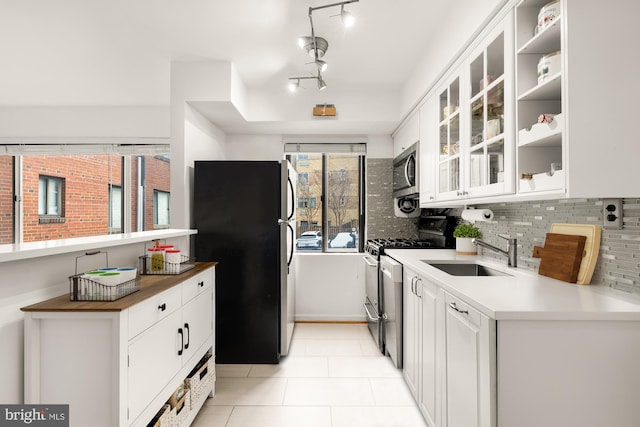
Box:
left=38, top=175, right=65, bottom=221
left=286, top=144, right=366, bottom=254
left=153, top=189, right=171, bottom=228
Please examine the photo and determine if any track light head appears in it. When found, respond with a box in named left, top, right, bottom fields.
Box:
left=288, top=79, right=300, bottom=92
left=340, top=5, right=355, bottom=27
left=315, top=59, right=328, bottom=72
left=317, top=76, right=327, bottom=91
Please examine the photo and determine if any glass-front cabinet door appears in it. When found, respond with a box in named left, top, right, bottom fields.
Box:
left=436, top=72, right=463, bottom=200
left=465, top=14, right=514, bottom=198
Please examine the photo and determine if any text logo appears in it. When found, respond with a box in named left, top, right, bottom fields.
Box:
left=0, top=405, right=68, bottom=427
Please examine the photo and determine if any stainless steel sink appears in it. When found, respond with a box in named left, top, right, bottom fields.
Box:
left=422, top=262, right=512, bottom=277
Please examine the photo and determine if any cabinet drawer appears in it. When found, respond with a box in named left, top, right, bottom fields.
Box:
left=444, top=292, right=482, bottom=328
left=128, top=285, right=182, bottom=339
left=182, top=268, right=213, bottom=304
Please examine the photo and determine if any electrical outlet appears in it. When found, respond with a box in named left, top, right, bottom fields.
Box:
left=603, top=199, right=622, bottom=229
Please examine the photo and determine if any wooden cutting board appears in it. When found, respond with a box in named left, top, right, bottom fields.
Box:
left=548, top=223, right=602, bottom=284
left=533, top=233, right=587, bottom=283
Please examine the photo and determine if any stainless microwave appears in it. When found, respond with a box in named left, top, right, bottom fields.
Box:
left=393, top=142, right=418, bottom=198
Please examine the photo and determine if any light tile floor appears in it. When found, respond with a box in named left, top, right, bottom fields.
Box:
left=192, top=323, right=428, bottom=427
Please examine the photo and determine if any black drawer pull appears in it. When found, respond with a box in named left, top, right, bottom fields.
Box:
left=158, top=303, right=166, bottom=311
left=178, top=328, right=184, bottom=355
left=184, top=323, right=190, bottom=350
left=198, top=281, right=204, bottom=287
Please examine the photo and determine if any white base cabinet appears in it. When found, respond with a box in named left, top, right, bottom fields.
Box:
left=403, top=267, right=421, bottom=400
left=442, top=291, right=495, bottom=427
left=23, top=263, right=216, bottom=427
left=400, top=264, right=640, bottom=427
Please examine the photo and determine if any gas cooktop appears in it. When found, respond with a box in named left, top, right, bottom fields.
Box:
left=365, top=238, right=441, bottom=257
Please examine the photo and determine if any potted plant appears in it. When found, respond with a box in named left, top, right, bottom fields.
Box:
left=453, top=222, right=483, bottom=255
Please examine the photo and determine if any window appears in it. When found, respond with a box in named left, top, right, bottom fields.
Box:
left=153, top=190, right=170, bottom=227
left=286, top=142, right=365, bottom=252
left=109, top=185, right=122, bottom=231
left=0, top=144, right=170, bottom=244
left=298, top=197, right=317, bottom=209
left=38, top=175, right=64, bottom=217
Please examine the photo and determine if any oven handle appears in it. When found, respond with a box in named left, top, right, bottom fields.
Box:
left=363, top=255, right=378, bottom=267
left=363, top=301, right=381, bottom=322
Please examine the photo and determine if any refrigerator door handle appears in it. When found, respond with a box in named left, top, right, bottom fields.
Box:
left=287, top=177, right=295, bottom=220
left=287, top=223, right=295, bottom=267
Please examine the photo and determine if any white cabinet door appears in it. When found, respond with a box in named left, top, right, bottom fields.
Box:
left=419, top=278, right=438, bottom=427
left=402, top=267, right=420, bottom=399
left=435, top=70, right=464, bottom=202
left=443, top=291, right=495, bottom=427
left=419, top=96, right=437, bottom=205
left=394, top=112, right=420, bottom=158
left=182, top=286, right=213, bottom=364
left=128, top=309, right=183, bottom=422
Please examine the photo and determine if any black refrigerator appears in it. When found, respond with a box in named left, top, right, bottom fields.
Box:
left=193, top=160, right=296, bottom=364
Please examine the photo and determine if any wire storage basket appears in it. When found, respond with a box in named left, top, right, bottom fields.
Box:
left=138, top=253, right=195, bottom=275
left=69, top=251, right=140, bottom=302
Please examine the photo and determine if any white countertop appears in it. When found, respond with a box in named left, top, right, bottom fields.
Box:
left=384, top=249, right=640, bottom=321
left=0, top=229, right=197, bottom=263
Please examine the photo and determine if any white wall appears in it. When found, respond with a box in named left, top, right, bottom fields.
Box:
left=170, top=61, right=232, bottom=229
left=294, top=253, right=365, bottom=322
left=400, top=0, right=507, bottom=116
left=0, top=106, right=169, bottom=138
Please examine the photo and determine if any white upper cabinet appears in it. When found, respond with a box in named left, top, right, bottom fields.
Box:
left=415, top=0, right=639, bottom=206
left=393, top=111, right=420, bottom=159
left=435, top=70, right=463, bottom=201
left=465, top=16, right=515, bottom=199
left=515, top=0, right=640, bottom=197
left=419, top=96, right=437, bottom=203
left=432, top=12, right=515, bottom=203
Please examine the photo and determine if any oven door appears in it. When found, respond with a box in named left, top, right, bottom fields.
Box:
left=363, top=254, right=383, bottom=353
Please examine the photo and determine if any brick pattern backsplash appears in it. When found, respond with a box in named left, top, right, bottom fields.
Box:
left=366, top=158, right=418, bottom=240
left=472, top=198, right=640, bottom=293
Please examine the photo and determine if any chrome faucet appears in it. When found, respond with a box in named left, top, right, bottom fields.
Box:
left=472, top=234, right=517, bottom=268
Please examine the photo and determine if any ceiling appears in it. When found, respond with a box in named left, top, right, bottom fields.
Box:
left=0, top=0, right=455, bottom=133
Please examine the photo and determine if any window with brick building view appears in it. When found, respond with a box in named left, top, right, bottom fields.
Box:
left=0, top=152, right=170, bottom=244
left=290, top=152, right=363, bottom=252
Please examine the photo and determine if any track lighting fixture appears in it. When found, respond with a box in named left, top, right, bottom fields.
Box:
left=288, top=0, right=359, bottom=92
left=288, top=72, right=327, bottom=93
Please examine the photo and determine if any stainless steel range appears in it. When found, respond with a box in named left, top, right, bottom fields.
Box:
left=362, top=216, right=457, bottom=368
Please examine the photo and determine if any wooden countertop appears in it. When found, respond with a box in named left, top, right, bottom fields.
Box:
left=21, top=262, right=217, bottom=313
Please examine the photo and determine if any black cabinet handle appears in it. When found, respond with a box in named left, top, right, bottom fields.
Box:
left=184, top=323, right=190, bottom=350
left=198, top=281, right=204, bottom=287
left=178, top=328, right=184, bottom=355
left=158, top=303, right=166, bottom=311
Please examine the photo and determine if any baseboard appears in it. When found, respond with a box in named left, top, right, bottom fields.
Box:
left=295, top=320, right=367, bottom=324
left=295, top=314, right=366, bottom=323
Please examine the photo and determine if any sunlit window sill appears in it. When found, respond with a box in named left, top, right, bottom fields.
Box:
left=0, top=229, right=197, bottom=264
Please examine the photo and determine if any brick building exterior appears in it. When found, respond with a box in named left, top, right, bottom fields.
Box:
left=0, top=154, right=170, bottom=244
